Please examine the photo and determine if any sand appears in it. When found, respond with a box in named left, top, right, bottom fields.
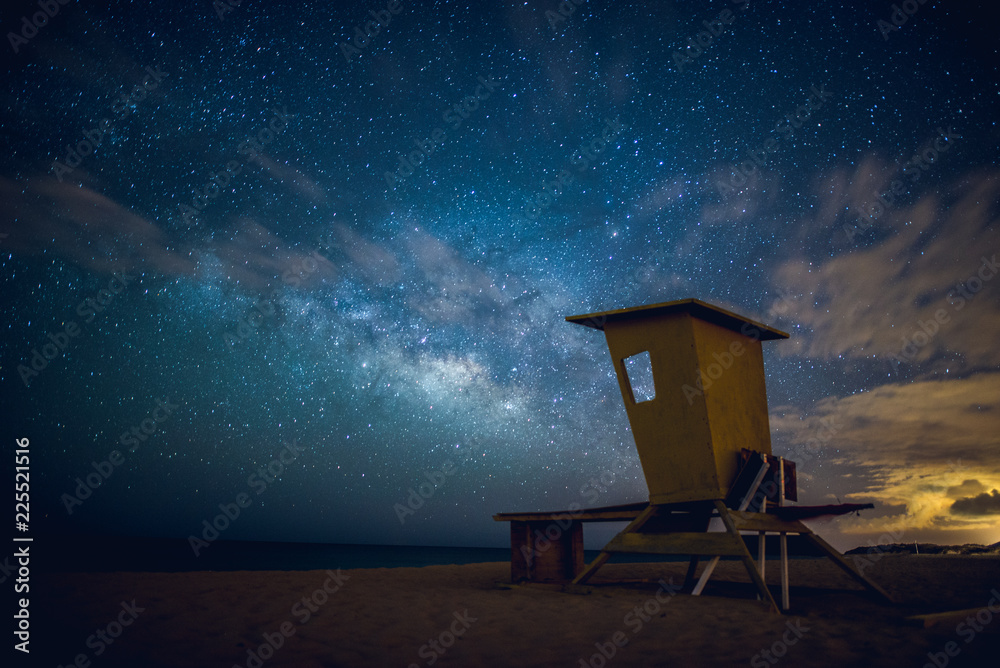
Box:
left=35, top=555, right=1000, bottom=667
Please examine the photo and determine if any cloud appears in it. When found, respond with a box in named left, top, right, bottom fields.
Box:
left=951, top=489, right=1000, bottom=516
left=770, top=373, right=1000, bottom=534
left=0, top=176, right=336, bottom=293
left=251, top=154, right=328, bottom=205
left=200, top=219, right=338, bottom=290
left=769, top=169, right=1000, bottom=369
left=945, top=479, right=987, bottom=499
left=331, top=222, right=402, bottom=287
left=403, top=227, right=508, bottom=325
left=0, top=176, right=195, bottom=278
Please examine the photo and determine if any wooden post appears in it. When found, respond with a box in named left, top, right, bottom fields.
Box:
left=509, top=519, right=584, bottom=583
left=758, top=497, right=766, bottom=601
left=779, top=457, right=790, bottom=611
left=683, top=556, right=701, bottom=591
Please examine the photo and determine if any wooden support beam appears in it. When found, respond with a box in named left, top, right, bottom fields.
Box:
left=757, top=496, right=766, bottom=602
left=691, top=556, right=720, bottom=595
left=605, top=531, right=746, bottom=556
left=572, top=504, right=656, bottom=585
left=715, top=501, right=780, bottom=613
left=729, top=511, right=810, bottom=534
left=757, top=532, right=766, bottom=584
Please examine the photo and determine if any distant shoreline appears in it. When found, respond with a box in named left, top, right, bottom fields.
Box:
left=845, top=542, right=1000, bottom=556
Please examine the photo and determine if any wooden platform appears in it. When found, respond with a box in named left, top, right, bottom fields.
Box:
left=494, top=500, right=893, bottom=613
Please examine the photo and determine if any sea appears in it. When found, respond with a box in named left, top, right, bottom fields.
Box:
left=35, top=534, right=819, bottom=573
left=34, top=533, right=659, bottom=573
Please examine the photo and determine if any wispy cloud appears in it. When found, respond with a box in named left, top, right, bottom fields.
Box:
left=771, top=373, right=1000, bottom=536
left=0, top=177, right=334, bottom=293
left=771, top=170, right=1000, bottom=368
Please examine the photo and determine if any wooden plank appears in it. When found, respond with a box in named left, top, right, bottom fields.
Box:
left=725, top=452, right=768, bottom=510
left=494, top=509, right=644, bottom=522
left=494, top=502, right=648, bottom=523
left=638, top=510, right=712, bottom=533
left=729, top=511, right=809, bottom=534
left=768, top=503, right=873, bottom=521
left=604, top=531, right=746, bottom=556
left=779, top=533, right=789, bottom=611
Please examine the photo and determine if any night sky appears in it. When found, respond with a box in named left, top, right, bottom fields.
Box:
left=2, top=0, right=999, bottom=553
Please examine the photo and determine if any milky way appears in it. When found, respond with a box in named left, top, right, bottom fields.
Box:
left=2, top=0, right=999, bottom=550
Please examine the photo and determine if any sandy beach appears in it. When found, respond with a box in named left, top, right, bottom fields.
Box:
left=34, top=554, right=1000, bottom=667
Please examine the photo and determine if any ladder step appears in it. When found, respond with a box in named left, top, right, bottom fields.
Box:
left=605, top=532, right=746, bottom=556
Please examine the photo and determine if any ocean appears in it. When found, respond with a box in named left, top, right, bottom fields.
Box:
left=33, top=534, right=513, bottom=572
left=34, top=533, right=687, bottom=573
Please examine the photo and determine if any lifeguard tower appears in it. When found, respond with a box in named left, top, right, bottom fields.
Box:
left=495, top=298, right=891, bottom=612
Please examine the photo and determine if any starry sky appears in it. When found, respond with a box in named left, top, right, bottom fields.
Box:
left=1, top=0, right=999, bottom=552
